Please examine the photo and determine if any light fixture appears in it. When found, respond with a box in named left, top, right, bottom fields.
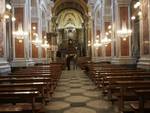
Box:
left=4, top=14, right=9, bottom=19
left=6, top=4, right=12, bottom=10
left=105, top=32, right=109, bottom=36
left=44, top=35, right=47, bottom=39
left=109, top=30, right=112, bottom=34
left=32, top=26, right=36, bottom=30
left=101, top=36, right=111, bottom=46
left=32, top=34, right=42, bottom=47
left=0, top=4, right=11, bottom=21
left=12, top=16, right=16, bottom=21
left=0, top=3, right=14, bottom=22
left=138, top=11, right=142, bottom=16
left=117, top=21, right=132, bottom=41
left=108, top=25, right=112, bottom=29
left=94, top=38, right=102, bottom=47
left=41, top=40, right=50, bottom=48
left=131, top=16, right=136, bottom=20
left=13, top=23, right=28, bottom=43
left=134, top=2, right=141, bottom=9
left=0, top=11, right=10, bottom=21
left=96, top=35, right=100, bottom=39
left=88, top=40, right=91, bottom=46
left=123, top=38, right=127, bottom=41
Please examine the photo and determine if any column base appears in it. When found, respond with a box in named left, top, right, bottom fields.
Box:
left=91, top=57, right=111, bottom=63
left=33, top=58, right=50, bottom=64
left=111, top=57, right=137, bottom=65
left=137, top=57, right=150, bottom=70
left=11, top=58, right=35, bottom=67
left=0, top=59, right=11, bottom=74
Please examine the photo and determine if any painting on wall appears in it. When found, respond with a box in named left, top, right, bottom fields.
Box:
left=0, top=22, right=4, bottom=57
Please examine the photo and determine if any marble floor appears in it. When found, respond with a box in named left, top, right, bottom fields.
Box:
left=45, top=69, right=118, bottom=113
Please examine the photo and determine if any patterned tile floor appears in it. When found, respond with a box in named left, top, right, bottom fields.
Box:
left=45, top=69, right=118, bottom=113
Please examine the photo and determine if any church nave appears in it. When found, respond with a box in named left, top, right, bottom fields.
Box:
left=45, top=69, right=116, bottom=113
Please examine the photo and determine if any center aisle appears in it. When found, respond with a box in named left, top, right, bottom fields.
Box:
left=45, top=69, right=117, bottom=113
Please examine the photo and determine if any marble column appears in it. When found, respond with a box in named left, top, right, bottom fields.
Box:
left=24, top=0, right=34, bottom=66
left=137, top=0, right=150, bottom=70
left=11, top=0, right=35, bottom=67
left=37, top=2, right=42, bottom=63
left=92, top=0, right=105, bottom=62
left=101, top=0, right=106, bottom=59
left=87, top=17, right=93, bottom=57
left=0, top=0, right=11, bottom=73
left=83, top=22, right=88, bottom=56
left=90, top=18, right=94, bottom=58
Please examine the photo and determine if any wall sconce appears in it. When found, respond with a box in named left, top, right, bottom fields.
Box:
left=134, top=2, right=141, bottom=9
left=131, top=1, right=142, bottom=20
left=0, top=11, right=11, bottom=21
left=0, top=3, right=15, bottom=22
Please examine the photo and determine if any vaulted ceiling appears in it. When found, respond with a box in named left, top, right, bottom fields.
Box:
left=56, top=9, right=83, bottom=29
left=52, top=0, right=88, bottom=16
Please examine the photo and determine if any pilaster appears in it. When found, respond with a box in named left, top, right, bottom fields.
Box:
left=0, top=0, right=11, bottom=73
left=11, top=0, right=35, bottom=67
left=137, top=0, right=150, bottom=70
left=111, top=0, right=137, bottom=65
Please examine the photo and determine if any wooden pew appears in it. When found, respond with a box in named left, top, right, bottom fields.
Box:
left=0, top=64, right=62, bottom=113
left=108, top=80, right=150, bottom=113
left=0, top=82, right=46, bottom=113
left=0, top=90, right=39, bottom=113
left=102, top=73, right=150, bottom=93
left=91, top=71, right=149, bottom=89
left=83, top=63, right=150, bottom=113
left=130, top=89, right=150, bottom=113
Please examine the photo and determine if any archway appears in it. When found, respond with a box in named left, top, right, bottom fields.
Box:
left=56, top=9, right=84, bottom=57
left=51, top=0, right=89, bottom=57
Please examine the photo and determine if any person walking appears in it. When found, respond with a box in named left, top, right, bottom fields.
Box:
left=56, top=50, right=61, bottom=63
left=72, top=54, right=78, bottom=70
left=66, top=54, right=71, bottom=70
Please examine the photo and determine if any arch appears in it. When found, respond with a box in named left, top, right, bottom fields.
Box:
left=56, top=9, right=84, bottom=29
left=52, top=0, right=88, bottom=16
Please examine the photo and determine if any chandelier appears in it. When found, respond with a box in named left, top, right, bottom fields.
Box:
left=101, top=36, right=111, bottom=46
left=13, top=23, right=28, bottom=43
left=41, top=40, right=50, bottom=49
left=32, top=34, right=50, bottom=48
left=117, top=21, right=132, bottom=40
left=0, top=3, right=16, bottom=22
left=32, top=34, right=42, bottom=47
left=88, top=40, right=91, bottom=46
left=93, top=38, right=102, bottom=48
